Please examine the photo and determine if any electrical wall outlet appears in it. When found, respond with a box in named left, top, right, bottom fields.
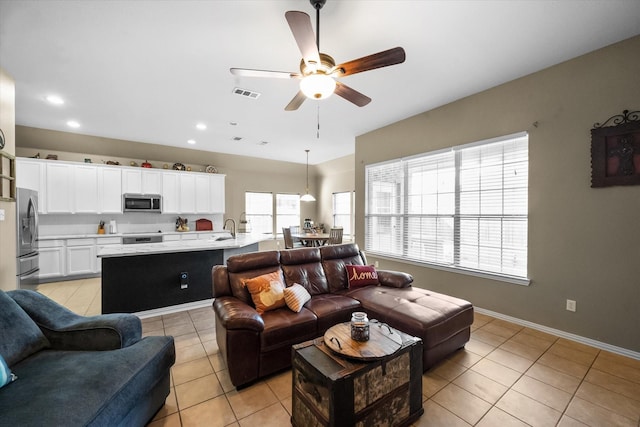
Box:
left=180, top=272, right=189, bottom=290
left=566, top=299, right=576, bottom=312
left=374, top=261, right=379, bottom=268
left=0, top=209, right=4, bottom=221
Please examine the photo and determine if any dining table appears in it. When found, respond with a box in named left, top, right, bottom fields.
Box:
left=293, top=233, right=331, bottom=247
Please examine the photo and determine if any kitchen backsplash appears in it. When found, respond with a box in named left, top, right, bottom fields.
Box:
left=38, top=212, right=224, bottom=236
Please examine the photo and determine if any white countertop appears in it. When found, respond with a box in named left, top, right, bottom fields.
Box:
left=97, top=233, right=267, bottom=258
left=38, top=230, right=231, bottom=240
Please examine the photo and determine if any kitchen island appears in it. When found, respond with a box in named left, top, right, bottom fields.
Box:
left=97, top=234, right=266, bottom=314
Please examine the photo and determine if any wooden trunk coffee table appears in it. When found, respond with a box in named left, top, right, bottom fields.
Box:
left=291, top=322, right=423, bottom=427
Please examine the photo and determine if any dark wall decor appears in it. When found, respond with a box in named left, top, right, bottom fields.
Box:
left=591, top=109, right=640, bottom=187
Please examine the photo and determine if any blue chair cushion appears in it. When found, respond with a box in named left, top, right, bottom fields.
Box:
left=0, top=291, right=49, bottom=366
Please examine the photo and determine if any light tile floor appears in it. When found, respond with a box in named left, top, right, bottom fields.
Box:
left=33, top=278, right=640, bottom=427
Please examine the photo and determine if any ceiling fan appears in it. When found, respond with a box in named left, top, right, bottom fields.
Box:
left=230, top=0, right=406, bottom=111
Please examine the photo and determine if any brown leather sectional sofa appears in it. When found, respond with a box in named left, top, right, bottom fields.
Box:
left=212, top=243, right=474, bottom=388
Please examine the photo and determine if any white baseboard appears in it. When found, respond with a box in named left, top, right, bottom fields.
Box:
left=475, top=307, right=640, bottom=361
left=135, top=299, right=213, bottom=319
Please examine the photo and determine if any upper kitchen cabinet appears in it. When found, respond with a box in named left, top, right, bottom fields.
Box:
left=16, top=158, right=47, bottom=213
left=46, top=162, right=74, bottom=213
left=16, top=158, right=224, bottom=215
left=122, top=168, right=162, bottom=195
left=209, top=174, right=225, bottom=213
left=73, top=164, right=99, bottom=213
left=162, top=171, right=225, bottom=214
left=98, top=166, right=122, bottom=213
left=161, top=171, right=180, bottom=213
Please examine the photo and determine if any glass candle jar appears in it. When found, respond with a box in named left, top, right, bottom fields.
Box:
left=350, top=312, right=370, bottom=342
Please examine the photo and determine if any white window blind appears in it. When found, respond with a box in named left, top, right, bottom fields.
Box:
left=365, top=132, right=529, bottom=281
left=332, top=191, right=353, bottom=237
left=276, top=193, right=300, bottom=233
left=245, top=192, right=273, bottom=235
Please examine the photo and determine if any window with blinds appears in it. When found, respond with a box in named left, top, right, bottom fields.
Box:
left=276, top=193, right=301, bottom=233
left=245, top=192, right=273, bottom=235
left=333, top=191, right=354, bottom=237
left=365, top=132, right=529, bottom=282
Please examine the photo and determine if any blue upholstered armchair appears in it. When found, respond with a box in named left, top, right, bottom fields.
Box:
left=0, top=289, right=175, bottom=427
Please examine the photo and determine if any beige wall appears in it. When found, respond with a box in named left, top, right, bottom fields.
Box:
left=355, top=36, right=640, bottom=352
left=0, top=68, right=17, bottom=291
left=317, top=154, right=355, bottom=232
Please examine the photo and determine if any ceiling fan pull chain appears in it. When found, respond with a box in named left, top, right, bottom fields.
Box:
left=317, top=103, right=321, bottom=139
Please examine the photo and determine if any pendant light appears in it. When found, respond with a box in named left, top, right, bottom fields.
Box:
left=300, top=149, right=316, bottom=202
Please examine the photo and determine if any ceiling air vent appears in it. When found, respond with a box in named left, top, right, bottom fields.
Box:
left=233, top=87, right=260, bottom=99
left=232, top=136, right=243, bottom=141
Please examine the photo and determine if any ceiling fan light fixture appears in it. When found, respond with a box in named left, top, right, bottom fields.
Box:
left=300, top=73, right=336, bottom=99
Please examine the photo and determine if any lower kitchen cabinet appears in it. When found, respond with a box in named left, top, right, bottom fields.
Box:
left=38, top=236, right=122, bottom=282
left=66, top=239, right=96, bottom=276
left=38, top=240, right=66, bottom=280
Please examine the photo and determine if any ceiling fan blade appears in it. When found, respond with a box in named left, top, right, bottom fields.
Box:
left=331, top=47, right=406, bottom=77
left=334, top=81, right=371, bottom=107
left=230, top=68, right=300, bottom=79
left=285, top=91, right=307, bottom=111
left=285, top=11, right=320, bottom=68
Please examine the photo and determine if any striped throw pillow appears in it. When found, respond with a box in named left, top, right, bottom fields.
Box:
left=284, top=283, right=311, bottom=313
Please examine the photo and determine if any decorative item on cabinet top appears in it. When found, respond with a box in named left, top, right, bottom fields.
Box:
left=176, top=217, right=189, bottom=232
left=172, top=163, right=186, bottom=171
left=205, top=165, right=218, bottom=173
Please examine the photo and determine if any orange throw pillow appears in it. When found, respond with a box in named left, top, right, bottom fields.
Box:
left=242, top=271, right=286, bottom=314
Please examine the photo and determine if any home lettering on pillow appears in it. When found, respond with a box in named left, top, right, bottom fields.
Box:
left=346, top=265, right=379, bottom=288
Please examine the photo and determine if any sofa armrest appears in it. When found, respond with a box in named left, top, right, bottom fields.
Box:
left=213, top=296, right=264, bottom=332
left=377, top=270, right=414, bottom=288
left=8, top=289, right=141, bottom=351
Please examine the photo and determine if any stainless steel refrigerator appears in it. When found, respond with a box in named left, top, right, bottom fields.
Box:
left=16, top=188, right=39, bottom=287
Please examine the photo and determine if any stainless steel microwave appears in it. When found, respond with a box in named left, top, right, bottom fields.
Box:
left=123, top=194, right=162, bottom=212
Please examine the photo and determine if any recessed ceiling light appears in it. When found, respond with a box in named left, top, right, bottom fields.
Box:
left=229, top=121, right=238, bottom=126
left=187, top=139, right=196, bottom=145
left=196, top=123, right=207, bottom=130
left=46, top=95, right=64, bottom=105
left=67, top=120, right=80, bottom=128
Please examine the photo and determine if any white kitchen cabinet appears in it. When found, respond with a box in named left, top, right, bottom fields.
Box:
left=194, top=174, right=210, bottom=213
left=66, top=240, right=96, bottom=276
left=46, top=162, right=74, bottom=213
left=122, top=169, right=142, bottom=194
left=142, top=170, right=162, bottom=194
left=38, top=240, right=66, bottom=279
left=98, top=167, right=122, bottom=213
left=73, top=165, right=99, bottom=213
left=122, top=169, right=162, bottom=195
left=179, top=174, right=196, bottom=213
left=209, top=174, right=225, bottom=213
left=16, top=159, right=47, bottom=213
left=161, top=172, right=180, bottom=213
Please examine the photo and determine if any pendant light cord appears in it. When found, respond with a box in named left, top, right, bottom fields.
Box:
left=305, top=149, right=310, bottom=190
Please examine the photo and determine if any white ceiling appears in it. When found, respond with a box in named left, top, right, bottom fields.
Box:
left=1, top=0, right=639, bottom=164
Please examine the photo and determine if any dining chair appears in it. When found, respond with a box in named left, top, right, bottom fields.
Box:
left=328, top=227, right=343, bottom=245
left=290, top=225, right=307, bottom=247
left=282, top=227, right=294, bottom=249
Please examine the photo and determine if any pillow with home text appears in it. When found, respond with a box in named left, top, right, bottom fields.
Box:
left=346, top=265, right=379, bottom=289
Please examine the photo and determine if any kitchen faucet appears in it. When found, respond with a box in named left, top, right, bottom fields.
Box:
left=223, top=218, right=236, bottom=238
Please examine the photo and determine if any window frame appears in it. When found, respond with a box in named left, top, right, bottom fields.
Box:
left=332, top=191, right=354, bottom=239
left=365, top=132, right=530, bottom=285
